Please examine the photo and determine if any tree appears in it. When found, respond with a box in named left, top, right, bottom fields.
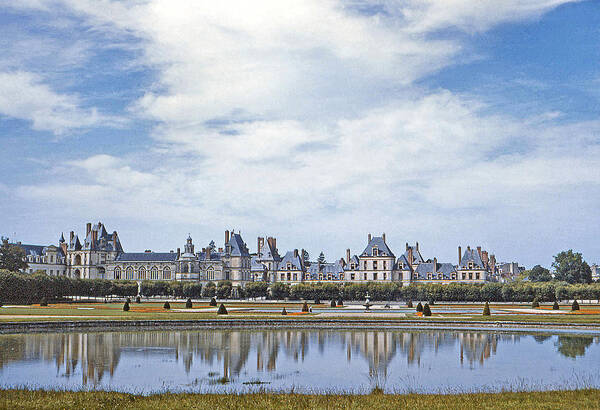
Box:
left=0, top=238, right=28, bottom=272
left=553, top=250, right=592, bottom=284
left=216, top=281, right=232, bottom=299
left=528, top=265, right=553, bottom=282
left=423, top=303, right=432, bottom=316
left=270, top=282, right=290, bottom=300
left=217, top=303, right=228, bottom=315
left=317, top=252, right=326, bottom=266
left=301, top=249, right=310, bottom=267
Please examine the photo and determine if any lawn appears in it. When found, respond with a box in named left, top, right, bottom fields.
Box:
left=1, top=389, right=600, bottom=409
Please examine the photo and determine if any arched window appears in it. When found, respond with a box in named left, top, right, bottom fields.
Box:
left=207, top=267, right=214, bottom=281
left=114, top=267, right=122, bottom=280
left=138, top=266, right=146, bottom=280
left=150, top=266, right=159, bottom=280
left=74, top=254, right=82, bottom=265
left=126, top=266, right=134, bottom=280
left=162, top=266, right=171, bottom=280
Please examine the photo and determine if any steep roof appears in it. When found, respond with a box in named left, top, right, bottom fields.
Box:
left=251, top=256, right=267, bottom=272
left=402, top=246, right=424, bottom=264
left=414, top=262, right=457, bottom=280
left=459, top=247, right=485, bottom=269
left=360, top=237, right=395, bottom=257
left=308, top=260, right=344, bottom=280
left=343, top=255, right=360, bottom=271
left=257, top=240, right=280, bottom=261
left=116, top=252, right=178, bottom=262
left=395, top=254, right=414, bottom=271
left=197, top=251, right=223, bottom=262
left=14, top=244, right=63, bottom=257
left=279, top=251, right=304, bottom=271
left=227, top=233, right=250, bottom=257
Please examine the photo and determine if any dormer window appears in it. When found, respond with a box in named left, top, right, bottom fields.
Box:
left=372, top=247, right=378, bottom=256
left=468, top=262, right=474, bottom=269
left=287, top=263, right=291, bottom=270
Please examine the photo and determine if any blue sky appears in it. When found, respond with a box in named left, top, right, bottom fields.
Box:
left=1, top=0, right=598, bottom=268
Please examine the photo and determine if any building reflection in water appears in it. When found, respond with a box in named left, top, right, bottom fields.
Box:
left=0, top=330, right=597, bottom=387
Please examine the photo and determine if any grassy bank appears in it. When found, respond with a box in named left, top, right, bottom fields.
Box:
left=1, top=389, right=600, bottom=409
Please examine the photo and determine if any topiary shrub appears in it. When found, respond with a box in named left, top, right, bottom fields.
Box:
left=532, top=298, right=540, bottom=308
left=416, top=302, right=423, bottom=312
left=407, top=300, right=413, bottom=308
left=330, top=300, right=336, bottom=307
left=123, top=301, right=130, bottom=312
left=136, top=296, right=141, bottom=303
left=553, top=301, right=560, bottom=310
left=217, top=303, right=228, bottom=315
left=209, top=297, right=217, bottom=307
left=483, top=301, right=491, bottom=316
left=572, top=300, right=580, bottom=311
left=163, top=301, right=171, bottom=310
left=423, top=303, right=432, bottom=316
left=337, top=299, right=344, bottom=306
left=302, top=301, right=309, bottom=312
left=40, top=297, right=48, bottom=307
left=186, top=298, right=192, bottom=308
left=281, top=308, right=287, bottom=315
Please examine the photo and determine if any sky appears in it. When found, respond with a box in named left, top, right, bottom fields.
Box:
left=0, top=0, right=599, bottom=269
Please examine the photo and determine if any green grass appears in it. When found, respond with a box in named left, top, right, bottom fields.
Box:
left=1, top=389, right=600, bottom=409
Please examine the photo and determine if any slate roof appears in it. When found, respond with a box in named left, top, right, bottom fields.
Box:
left=279, top=251, right=304, bottom=271
left=257, top=240, right=280, bottom=261
left=307, top=260, right=345, bottom=280
left=414, top=262, right=457, bottom=280
left=15, top=244, right=63, bottom=258
left=343, top=255, right=360, bottom=271
left=402, top=246, right=424, bottom=264
left=197, top=251, right=223, bottom=262
left=395, top=254, right=414, bottom=271
left=116, top=252, right=178, bottom=262
left=361, top=237, right=395, bottom=257
left=459, top=248, right=485, bottom=269
left=227, top=233, right=250, bottom=257
left=251, top=256, right=267, bottom=272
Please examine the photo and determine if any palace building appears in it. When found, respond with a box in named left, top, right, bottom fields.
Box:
left=12, top=222, right=497, bottom=286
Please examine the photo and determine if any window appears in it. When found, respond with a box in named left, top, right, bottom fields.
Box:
left=114, top=267, right=122, bottom=280
left=287, top=272, right=291, bottom=280
left=340, top=273, right=344, bottom=280
left=438, top=274, right=442, bottom=280
left=383, top=261, right=386, bottom=270
left=163, top=266, right=171, bottom=280
left=468, top=262, right=474, bottom=269
left=293, top=273, right=297, bottom=281
left=428, top=274, right=432, bottom=280
left=373, top=272, right=378, bottom=280
left=383, top=272, right=387, bottom=280
left=462, top=273, right=466, bottom=280
left=150, top=266, right=159, bottom=280
left=413, top=274, right=418, bottom=280
left=287, top=263, right=291, bottom=270
left=363, top=261, right=367, bottom=269
left=469, top=273, right=473, bottom=280
left=138, top=267, right=146, bottom=280
left=50, top=256, right=54, bottom=263
left=452, top=274, right=456, bottom=280
left=126, top=266, right=134, bottom=280
left=373, top=261, right=378, bottom=270
left=373, top=247, right=378, bottom=256
left=351, top=273, right=355, bottom=280
left=476, top=273, right=480, bottom=280
left=319, top=274, right=323, bottom=281
left=327, top=274, right=332, bottom=280
left=363, top=273, right=367, bottom=280
left=351, top=263, right=356, bottom=269
left=207, top=267, right=215, bottom=281
left=281, top=273, right=285, bottom=281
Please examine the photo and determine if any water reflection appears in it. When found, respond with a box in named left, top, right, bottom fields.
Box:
left=0, top=329, right=598, bottom=392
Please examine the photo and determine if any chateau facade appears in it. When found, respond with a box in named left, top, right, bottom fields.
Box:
left=13, top=222, right=498, bottom=286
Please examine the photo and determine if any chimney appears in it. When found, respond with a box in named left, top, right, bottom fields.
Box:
left=490, top=254, right=497, bottom=274
left=177, top=248, right=181, bottom=258
left=482, top=251, right=489, bottom=268
left=458, top=246, right=462, bottom=265
left=294, top=249, right=298, bottom=258
left=273, top=237, right=277, bottom=250
left=346, top=249, right=351, bottom=264
left=382, top=233, right=386, bottom=243
left=406, top=242, right=409, bottom=251
left=416, top=242, right=419, bottom=251
left=368, top=233, right=372, bottom=242
left=467, top=245, right=471, bottom=251
left=477, top=246, right=482, bottom=259
left=258, top=237, right=264, bottom=253
left=112, top=231, right=118, bottom=250
left=97, top=222, right=102, bottom=232
left=86, top=223, right=91, bottom=235
left=70, top=231, right=74, bottom=243
left=91, top=229, right=97, bottom=249
left=206, top=246, right=211, bottom=259
left=433, top=257, right=437, bottom=274
left=225, top=230, right=230, bottom=245
left=408, top=247, right=414, bottom=266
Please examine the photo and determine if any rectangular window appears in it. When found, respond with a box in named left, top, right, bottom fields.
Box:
left=373, top=272, right=378, bottom=280
left=340, top=273, right=344, bottom=280
left=281, top=273, right=285, bottom=280
left=351, top=273, right=355, bottom=280
left=383, top=261, right=386, bottom=269
left=363, top=273, right=367, bottom=280
left=363, top=261, right=367, bottom=269
left=373, top=248, right=378, bottom=256
left=476, top=273, right=480, bottom=280
left=462, top=273, right=466, bottom=280
left=383, top=272, right=387, bottom=280
left=373, top=261, right=378, bottom=270
left=293, top=273, right=297, bottom=281
left=469, top=273, right=473, bottom=280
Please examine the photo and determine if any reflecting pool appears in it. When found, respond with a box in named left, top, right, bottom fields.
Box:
left=0, top=328, right=599, bottom=394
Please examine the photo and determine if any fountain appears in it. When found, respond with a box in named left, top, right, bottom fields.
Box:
left=363, top=292, right=373, bottom=312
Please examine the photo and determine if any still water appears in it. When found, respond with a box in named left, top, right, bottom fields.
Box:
left=1, top=328, right=599, bottom=394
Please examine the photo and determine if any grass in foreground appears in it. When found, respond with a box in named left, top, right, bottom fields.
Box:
left=1, top=389, right=600, bottom=410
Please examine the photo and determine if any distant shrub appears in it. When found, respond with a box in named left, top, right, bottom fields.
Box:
left=123, top=301, right=130, bottom=312
left=186, top=298, right=192, bottom=308
left=209, top=297, right=217, bottom=307
left=337, top=299, right=343, bottom=306
left=423, top=303, right=432, bottom=316
left=407, top=300, right=413, bottom=308
left=163, top=301, right=171, bottom=310
left=302, top=302, right=309, bottom=312
left=532, top=298, right=540, bottom=308
left=416, top=302, right=423, bottom=312
left=572, top=300, right=580, bottom=311
left=553, top=301, right=560, bottom=310
left=136, top=296, right=141, bottom=303
left=40, top=297, right=48, bottom=307
left=483, top=301, right=491, bottom=316
left=217, top=303, right=227, bottom=315
left=281, top=308, right=287, bottom=315
left=330, top=300, right=336, bottom=307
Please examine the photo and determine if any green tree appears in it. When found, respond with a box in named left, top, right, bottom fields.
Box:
left=216, top=281, right=232, bottom=299
left=270, top=282, right=290, bottom=299
left=317, top=252, right=326, bottom=266
left=528, top=265, right=553, bottom=282
left=0, top=238, right=28, bottom=272
left=301, top=249, right=310, bottom=267
left=553, top=250, right=592, bottom=284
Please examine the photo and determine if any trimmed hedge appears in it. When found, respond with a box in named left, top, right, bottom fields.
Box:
left=483, top=301, right=491, bottom=316
left=217, top=303, right=227, bottom=315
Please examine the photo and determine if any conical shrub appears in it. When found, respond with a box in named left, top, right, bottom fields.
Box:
left=302, top=301, right=309, bottom=312
left=407, top=300, right=413, bottom=308
left=483, top=301, right=491, bottom=316
left=123, top=301, right=130, bottom=312
left=532, top=298, right=540, bottom=308
left=330, top=299, right=336, bottom=307
left=163, top=301, right=171, bottom=309
left=217, top=303, right=228, bottom=315
left=136, top=296, right=141, bottom=303
left=553, top=301, right=560, bottom=310
left=186, top=298, right=192, bottom=308
left=423, top=303, right=432, bottom=317
left=416, top=302, right=423, bottom=312
left=209, top=297, right=217, bottom=307
left=572, top=300, right=580, bottom=311
left=281, top=308, right=287, bottom=315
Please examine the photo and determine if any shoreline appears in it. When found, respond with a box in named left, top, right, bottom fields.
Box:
left=2, top=317, right=600, bottom=334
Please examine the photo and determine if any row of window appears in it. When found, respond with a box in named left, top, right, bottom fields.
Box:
left=416, top=272, right=481, bottom=280
left=114, top=266, right=172, bottom=280
left=278, top=272, right=392, bottom=281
